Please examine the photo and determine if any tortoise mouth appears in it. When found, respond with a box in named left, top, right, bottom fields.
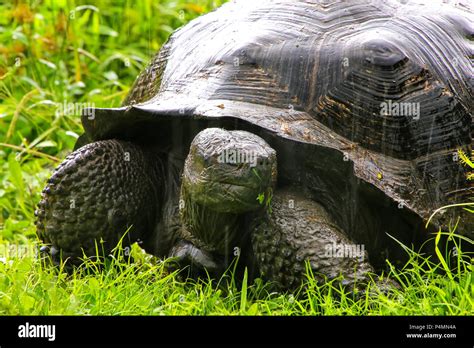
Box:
left=206, top=179, right=255, bottom=190
left=201, top=171, right=274, bottom=190
left=184, top=181, right=266, bottom=212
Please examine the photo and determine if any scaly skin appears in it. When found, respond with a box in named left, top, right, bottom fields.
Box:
left=35, top=139, right=164, bottom=264
left=251, top=189, right=375, bottom=290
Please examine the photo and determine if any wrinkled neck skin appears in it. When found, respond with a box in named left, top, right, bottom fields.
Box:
left=180, top=183, right=263, bottom=265
left=139, top=147, right=264, bottom=272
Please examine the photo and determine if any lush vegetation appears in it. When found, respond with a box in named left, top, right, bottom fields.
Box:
left=0, top=1, right=472, bottom=315
left=0, top=240, right=472, bottom=315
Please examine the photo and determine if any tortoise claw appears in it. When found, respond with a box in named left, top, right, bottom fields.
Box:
left=168, top=240, right=223, bottom=277
left=38, top=244, right=63, bottom=268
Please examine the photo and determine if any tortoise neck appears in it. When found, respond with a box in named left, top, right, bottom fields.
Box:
left=179, top=186, right=259, bottom=258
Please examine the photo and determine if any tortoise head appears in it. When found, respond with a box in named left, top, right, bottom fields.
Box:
left=181, top=128, right=277, bottom=214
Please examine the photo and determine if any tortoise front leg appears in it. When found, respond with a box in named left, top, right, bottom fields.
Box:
left=251, top=188, right=376, bottom=291
left=35, top=139, right=165, bottom=266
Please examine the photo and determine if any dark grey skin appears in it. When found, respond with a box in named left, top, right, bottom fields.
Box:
left=36, top=140, right=165, bottom=263
left=36, top=128, right=376, bottom=290
left=251, top=189, right=374, bottom=290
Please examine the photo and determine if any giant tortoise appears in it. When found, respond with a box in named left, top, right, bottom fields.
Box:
left=35, top=0, right=473, bottom=289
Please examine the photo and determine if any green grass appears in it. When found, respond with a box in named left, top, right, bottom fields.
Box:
left=0, top=1, right=473, bottom=316
left=0, top=236, right=472, bottom=315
